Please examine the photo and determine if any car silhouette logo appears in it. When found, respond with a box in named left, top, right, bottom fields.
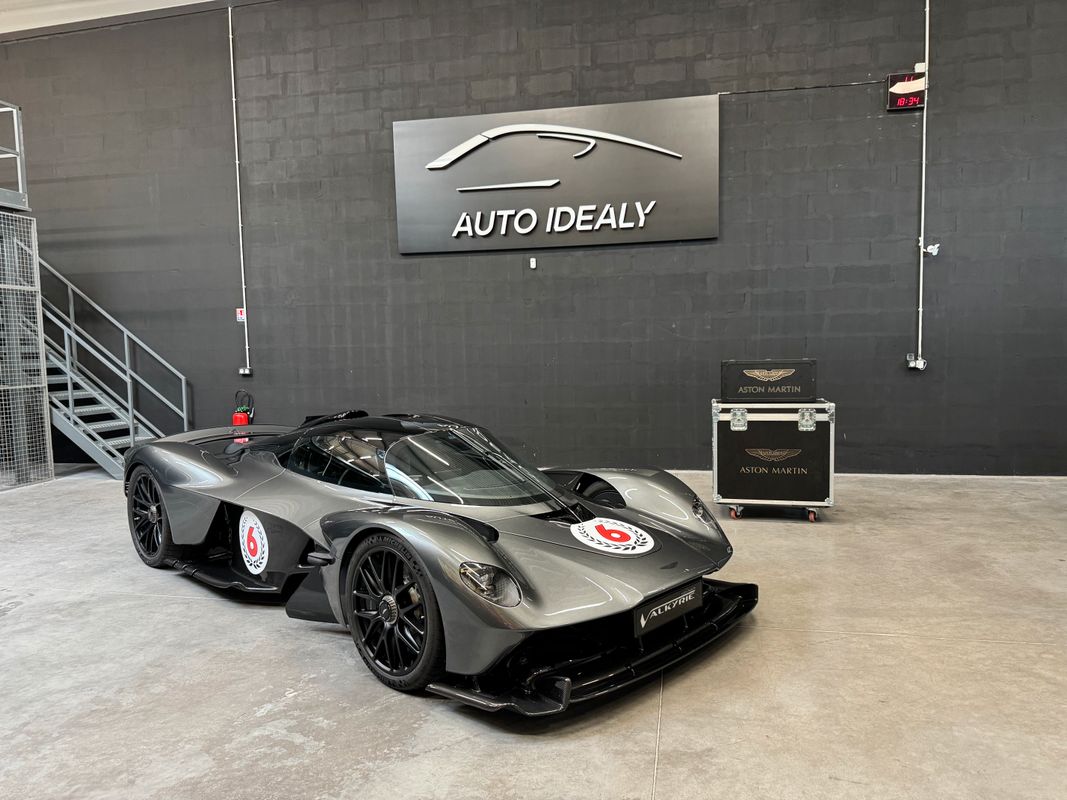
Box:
left=425, top=124, right=683, bottom=193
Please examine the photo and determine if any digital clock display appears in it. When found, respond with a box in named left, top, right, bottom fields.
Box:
left=886, top=72, right=926, bottom=112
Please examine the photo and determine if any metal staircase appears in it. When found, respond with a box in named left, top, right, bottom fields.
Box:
left=2, top=98, right=188, bottom=482
left=29, top=248, right=190, bottom=478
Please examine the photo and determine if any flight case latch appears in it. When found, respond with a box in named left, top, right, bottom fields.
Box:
left=730, top=408, right=748, bottom=431
left=798, top=408, right=816, bottom=431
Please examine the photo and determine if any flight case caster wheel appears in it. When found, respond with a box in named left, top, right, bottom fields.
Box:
left=729, top=506, right=743, bottom=520
left=807, top=509, right=818, bottom=523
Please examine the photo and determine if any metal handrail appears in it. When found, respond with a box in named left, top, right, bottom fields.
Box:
left=42, top=325, right=165, bottom=439
left=46, top=381, right=149, bottom=459
left=47, top=389, right=148, bottom=460
left=0, top=99, right=30, bottom=212
left=41, top=302, right=186, bottom=420
left=42, top=306, right=129, bottom=383
left=22, top=242, right=190, bottom=433
left=42, top=330, right=165, bottom=439
left=36, top=255, right=187, bottom=387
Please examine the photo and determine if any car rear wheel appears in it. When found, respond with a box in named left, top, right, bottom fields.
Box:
left=582, top=479, right=625, bottom=509
left=127, top=465, right=181, bottom=568
left=344, top=533, right=445, bottom=692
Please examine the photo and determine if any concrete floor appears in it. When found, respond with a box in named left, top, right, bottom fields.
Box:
left=1, top=468, right=1065, bottom=800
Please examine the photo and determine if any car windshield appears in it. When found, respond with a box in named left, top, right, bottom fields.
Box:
left=384, top=427, right=560, bottom=506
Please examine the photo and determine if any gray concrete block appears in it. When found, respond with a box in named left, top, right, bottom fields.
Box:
left=335, top=109, right=382, bottom=131
left=470, top=75, right=518, bottom=100
left=966, top=5, right=1028, bottom=31
left=634, top=14, right=691, bottom=37
left=652, top=36, right=708, bottom=60
left=524, top=71, right=573, bottom=95
left=432, top=55, right=484, bottom=80
left=383, top=17, right=432, bottom=41
left=417, top=81, right=467, bottom=107
left=593, top=40, right=650, bottom=64
left=269, top=51, right=315, bottom=74
left=634, top=61, right=686, bottom=85
left=540, top=45, right=591, bottom=70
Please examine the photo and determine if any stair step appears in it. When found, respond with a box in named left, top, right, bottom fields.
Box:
left=47, top=374, right=79, bottom=385
left=68, top=404, right=113, bottom=416
left=87, top=419, right=132, bottom=433
left=105, top=434, right=155, bottom=449
left=50, top=389, right=95, bottom=400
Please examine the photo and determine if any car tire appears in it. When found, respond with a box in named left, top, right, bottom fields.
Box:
left=582, top=479, right=625, bottom=509
left=126, top=465, right=182, bottom=568
left=343, top=532, right=445, bottom=692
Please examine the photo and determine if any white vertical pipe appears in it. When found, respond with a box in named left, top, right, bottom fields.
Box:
left=916, top=0, right=931, bottom=360
left=228, top=5, right=251, bottom=372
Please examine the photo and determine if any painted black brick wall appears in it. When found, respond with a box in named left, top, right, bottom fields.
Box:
left=2, top=0, right=1065, bottom=473
left=0, top=12, right=243, bottom=432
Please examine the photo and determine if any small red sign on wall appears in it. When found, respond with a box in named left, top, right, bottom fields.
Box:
left=887, top=73, right=926, bottom=111
left=235, top=307, right=246, bottom=323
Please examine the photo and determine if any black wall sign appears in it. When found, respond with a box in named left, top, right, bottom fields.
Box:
left=392, top=95, right=719, bottom=254
left=886, top=72, right=926, bottom=111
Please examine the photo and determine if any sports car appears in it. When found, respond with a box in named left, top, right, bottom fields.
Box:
left=124, top=411, right=757, bottom=716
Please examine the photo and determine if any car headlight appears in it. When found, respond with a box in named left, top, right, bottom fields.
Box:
left=459, top=562, right=522, bottom=607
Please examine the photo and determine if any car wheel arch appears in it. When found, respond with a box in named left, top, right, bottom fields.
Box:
left=334, top=524, right=408, bottom=627
left=123, top=457, right=149, bottom=494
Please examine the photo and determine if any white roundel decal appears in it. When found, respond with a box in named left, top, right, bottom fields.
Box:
left=238, top=510, right=269, bottom=575
left=570, top=517, right=655, bottom=555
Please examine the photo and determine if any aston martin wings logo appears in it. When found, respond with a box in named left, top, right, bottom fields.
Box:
left=425, top=123, right=683, bottom=193
left=746, top=448, right=802, bottom=462
left=742, top=368, right=796, bottom=382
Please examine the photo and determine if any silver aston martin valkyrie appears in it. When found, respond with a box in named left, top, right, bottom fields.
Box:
left=124, top=410, right=757, bottom=716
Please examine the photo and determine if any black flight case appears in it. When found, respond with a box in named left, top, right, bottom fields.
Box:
left=713, top=359, right=834, bottom=522
left=720, top=359, right=817, bottom=402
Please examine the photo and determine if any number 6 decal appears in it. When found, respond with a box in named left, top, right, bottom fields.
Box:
left=238, top=510, right=269, bottom=574
left=571, top=517, right=654, bottom=554
left=595, top=523, right=632, bottom=543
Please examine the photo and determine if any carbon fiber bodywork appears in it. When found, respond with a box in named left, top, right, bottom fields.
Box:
left=124, top=414, right=757, bottom=714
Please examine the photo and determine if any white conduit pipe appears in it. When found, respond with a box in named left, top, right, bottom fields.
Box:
left=228, top=5, right=252, bottom=374
left=914, top=0, right=931, bottom=368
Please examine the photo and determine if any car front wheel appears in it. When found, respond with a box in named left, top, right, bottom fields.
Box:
left=126, top=465, right=181, bottom=568
left=343, top=533, right=445, bottom=692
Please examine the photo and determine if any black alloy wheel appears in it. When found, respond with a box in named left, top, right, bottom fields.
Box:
left=126, top=465, right=180, bottom=568
left=345, top=534, right=444, bottom=691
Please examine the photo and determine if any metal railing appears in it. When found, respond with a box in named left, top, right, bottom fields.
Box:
left=0, top=100, right=30, bottom=212
left=34, top=251, right=190, bottom=428
left=13, top=242, right=190, bottom=475
left=38, top=256, right=190, bottom=430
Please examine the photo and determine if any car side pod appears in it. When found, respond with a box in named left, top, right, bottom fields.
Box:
left=426, top=578, right=758, bottom=716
